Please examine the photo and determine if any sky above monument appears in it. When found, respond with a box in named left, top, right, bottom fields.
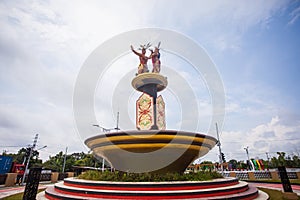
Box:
left=0, top=0, right=299, bottom=163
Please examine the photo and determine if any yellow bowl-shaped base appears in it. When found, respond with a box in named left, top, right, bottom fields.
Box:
left=85, top=130, right=217, bottom=173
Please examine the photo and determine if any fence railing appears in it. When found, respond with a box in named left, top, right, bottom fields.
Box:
left=0, top=172, right=73, bottom=185
left=1, top=170, right=300, bottom=185
left=254, top=171, right=271, bottom=179
left=40, top=173, right=52, bottom=181
left=222, top=170, right=300, bottom=180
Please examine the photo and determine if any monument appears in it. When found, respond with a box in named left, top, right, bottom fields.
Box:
left=41, top=42, right=268, bottom=199
left=84, top=43, right=218, bottom=173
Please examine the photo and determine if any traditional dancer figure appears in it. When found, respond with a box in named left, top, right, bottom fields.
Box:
left=150, top=42, right=161, bottom=73
left=131, top=43, right=151, bottom=74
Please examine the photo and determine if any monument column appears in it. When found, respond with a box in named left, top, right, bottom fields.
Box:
left=131, top=73, right=167, bottom=130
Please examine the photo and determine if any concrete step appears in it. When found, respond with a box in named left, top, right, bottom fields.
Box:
left=63, top=177, right=240, bottom=191
left=42, top=177, right=268, bottom=199
left=39, top=178, right=268, bottom=200
left=44, top=184, right=261, bottom=200
left=45, top=186, right=99, bottom=200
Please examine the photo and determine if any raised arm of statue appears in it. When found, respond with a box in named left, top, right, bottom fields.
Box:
left=131, top=44, right=150, bottom=75
left=131, top=45, right=141, bottom=56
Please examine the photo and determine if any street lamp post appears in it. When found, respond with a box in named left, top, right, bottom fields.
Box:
left=62, top=147, right=68, bottom=173
left=92, top=124, right=116, bottom=172
left=266, top=152, right=270, bottom=169
left=244, top=146, right=250, bottom=170
left=21, top=144, right=47, bottom=185
left=21, top=133, right=47, bottom=186
left=37, top=145, right=47, bottom=151
left=215, top=123, right=224, bottom=174
left=92, top=117, right=120, bottom=171
left=22, top=134, right=38, bottom=185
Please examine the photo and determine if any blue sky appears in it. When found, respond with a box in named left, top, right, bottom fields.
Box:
left=0, top=0, right=299, bottom=163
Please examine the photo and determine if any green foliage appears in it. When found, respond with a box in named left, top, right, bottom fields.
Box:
left=42, top=152, right=106, bottom=172
left=78, top=170, right=102, bottom=180
left=2, top=147, right=42, bottom=167
left=268, top=152, right=300, bottom=168
left=237, top=160, right=247, bottom=169
left=228, top=159, right=237, bottom=169
left=78, top=170, right=223, bottom=182
left=199, top=161, right=214, bottom=171
left=74, top=153, right=96, bottom=166
left=43, top=151, right=64, bottom=172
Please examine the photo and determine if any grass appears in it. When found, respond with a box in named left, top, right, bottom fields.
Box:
left=78, top=170, right=223, bottom=182
left=258, top=187, right=300, bottom=200
left=2, top=189, right=45, bottom=200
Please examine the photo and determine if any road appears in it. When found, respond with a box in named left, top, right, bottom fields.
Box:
left=249, top=182, right=300, bottom=195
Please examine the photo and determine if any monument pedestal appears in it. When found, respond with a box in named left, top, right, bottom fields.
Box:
left=132, top=73, right=168, bottom=130
left=85, top=130, right=217, bottom=173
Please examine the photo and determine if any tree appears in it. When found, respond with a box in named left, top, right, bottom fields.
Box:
left=74, top=154, right=96, bottom=167
left=292, top=155, right=300, bottom=167
left=261, top=159, right=269, bottom=170
left=277, top=152, right=286, bottom=166
left=268, top=152, right=300, bottom=168
left=2, top=147, right=42, bottom=167
left=228, top=159, right=238, bottom=170
left=42, top=151, right=105, bottom=172
left=200, top=161, right=213, bottom=171
left=237, top=160, right=248, bottom=170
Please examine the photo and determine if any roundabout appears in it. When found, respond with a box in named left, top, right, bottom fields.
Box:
left=41, top=37, right=268, bottom=199
left=42, top=177, right=269, bottom=199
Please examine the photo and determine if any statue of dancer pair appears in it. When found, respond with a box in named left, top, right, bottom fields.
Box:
left=131, top=42, right=161, bottom=75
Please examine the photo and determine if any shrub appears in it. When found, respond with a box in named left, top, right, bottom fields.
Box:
left=78, top=170, right=222, bottom=182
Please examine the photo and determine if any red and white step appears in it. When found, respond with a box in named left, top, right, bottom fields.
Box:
left=38, top=177, right=269, bottom=200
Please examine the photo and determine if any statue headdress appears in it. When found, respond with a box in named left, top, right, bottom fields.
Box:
left=151, top=42, right=161, bottom=51
left=138, top=42, right=151, bottom=50
left=156, top=41, right=161, bottom=49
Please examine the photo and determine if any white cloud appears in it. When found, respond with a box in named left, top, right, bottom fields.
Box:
left=155, top=1, right=289, bottom=52
left=218, top=116, right=300, bottom=161
left=288, top=4, right=300, bottom=25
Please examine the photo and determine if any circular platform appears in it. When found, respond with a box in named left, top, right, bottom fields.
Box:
left=132, top=73, right=168, bottom=92
left=42, top=177, right=269, bottom=199
left=85, top=130, right=217, bottom=173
